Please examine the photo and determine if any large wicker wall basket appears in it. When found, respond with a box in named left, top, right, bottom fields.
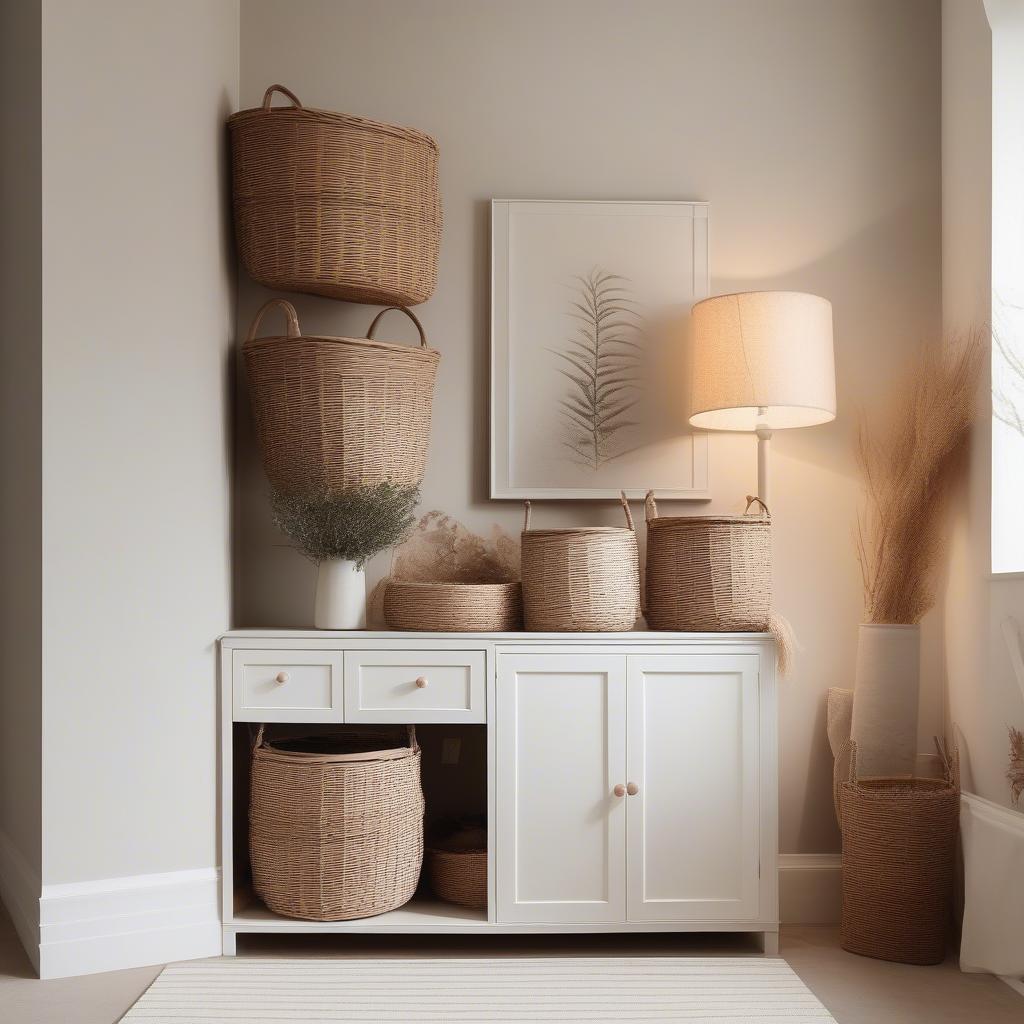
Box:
left=520, top=493, right=641, bottom=632
left=249, top=725, right=424, bottom=922
left=243, top=299, right=440, bottom=494
left=644, top=492, right=771, bottom=631
left=229, top=85, right=441, bottom=306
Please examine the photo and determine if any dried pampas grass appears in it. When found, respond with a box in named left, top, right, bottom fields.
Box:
left=856, top=336, right=983, bottom=625
left=1010, top=727, right=1024, bottom=806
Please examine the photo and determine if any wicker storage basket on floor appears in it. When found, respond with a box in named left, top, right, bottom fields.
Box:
left=839, top=741, right=960, bottom=965
left=229, top=85, right=441, bottom=306
left=644, top=492, right=771, bottom=631
left=384, top=582, right=522, bottom=632
left=520, top=493, right=640, bottom=632
left=243, top=299, right=440, bottom=494
left=249, top=726, right=424, bottom=922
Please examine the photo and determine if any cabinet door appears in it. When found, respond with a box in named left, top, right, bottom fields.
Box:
left=496, top=654, right=626, bottom=924
left=626, top=654, right=760, bottom=922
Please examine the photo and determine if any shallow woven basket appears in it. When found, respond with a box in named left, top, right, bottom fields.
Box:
left=839, top=740, right=960, bottom=965
left=249, top=726, right=424, bottom=922
left=229, top=84, right=441, bottom=306
left=243, top=299, right=440, bottom=494
left=426, top=847, right=487, bottom=910
left=384, top=582, right=522, bottom=632
left=644, top=492, right=771, bottom=631
left=520, top=493, right=640, bottom=632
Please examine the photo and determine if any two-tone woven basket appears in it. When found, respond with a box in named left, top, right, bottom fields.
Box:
left=249, top=726, right=424, bottom=922
left=839, top=740, right=960, bottom=965
left=229, top=85, right=441, bottom=306
left=243, top=299, right=440, bottom=494
left=384, top=582, right=522, bottom=632
left=520, top=493, right=640, bottom=632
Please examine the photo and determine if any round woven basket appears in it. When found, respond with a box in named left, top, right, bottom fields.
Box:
left=644, top=492, right=771, bottom=631
left=384, top=582, right=522, bottom=632
left=839, top=741, right=960, bottom=965
left=426, top=847, right=487, bottom=910
left=520, top=493, right=640, bottom=632
left=229, top=84, right=441, bottom=306
left=243, top=299, right=440, bottom=494
left=249, top=726, right=424, bottom=922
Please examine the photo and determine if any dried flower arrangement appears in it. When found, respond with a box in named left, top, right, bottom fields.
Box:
left=855, top=336, right=983, bottom=624
left=271, top=483, right=420, bottom=567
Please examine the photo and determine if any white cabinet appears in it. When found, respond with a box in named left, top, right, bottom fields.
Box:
left=496, top=651, right=763, bottom=927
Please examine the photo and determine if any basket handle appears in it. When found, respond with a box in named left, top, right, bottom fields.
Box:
left=253, top=723, right=267, bottom=750
left=645, top=490, right=658, bottom=522
left=407, top=724, right=420, bottom=754
left=744, top=495, right=771, bottom=518
left=366, top=306, right=429, bottom=349
left=619, top=491, right=635, bottom=531
left=246, top=299, right=301, bottom=343
left=934, top=736, right=961, bottom=792
left=522, top=501, right=532, bottom=532
left=262, top=84, right=303, bottom=111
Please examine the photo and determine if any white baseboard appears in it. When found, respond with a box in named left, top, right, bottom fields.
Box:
left=0, top=829, right=42, bottom=973
left=779, top=854, right=842, bottom=925
left=37, top=866, right=221, bottom=979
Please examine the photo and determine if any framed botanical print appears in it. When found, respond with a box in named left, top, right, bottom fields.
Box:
left=490, top=199, right=711, bottom=499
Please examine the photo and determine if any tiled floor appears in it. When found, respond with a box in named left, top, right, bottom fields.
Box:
left=1, top=901, right=1021, bottom=1023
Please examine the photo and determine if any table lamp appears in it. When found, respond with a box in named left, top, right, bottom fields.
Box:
left=688, top=291, right=836, bottom=506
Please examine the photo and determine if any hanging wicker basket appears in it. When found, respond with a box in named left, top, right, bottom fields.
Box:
left=839, top=740, right=960, bottom=965
left=249, top=725, right=424, bottom=922
left=384, top=582, right=522, bottom=632
left=243, top=299, right=440, bottom=494
left=229, top=84, right=441, bottom=306
left=644, top=492, right=771, bottom=631
left=520, top=493, right=641, bottom=632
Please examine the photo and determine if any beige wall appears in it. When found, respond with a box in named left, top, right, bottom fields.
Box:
left=237, top=0, right=943, bottom=854
left=0, top=0, right=42, bottom=889
left=39, top=0, right=238, bottom=883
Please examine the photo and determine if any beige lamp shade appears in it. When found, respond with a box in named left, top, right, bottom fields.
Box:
left=689, top=291, right=836, bottom=431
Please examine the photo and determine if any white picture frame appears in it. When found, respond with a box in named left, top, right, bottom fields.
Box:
left=490, top=199, right=711, bottom=500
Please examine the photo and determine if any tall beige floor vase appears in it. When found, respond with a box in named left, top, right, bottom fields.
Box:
left=849, top=624, right=920, bottom=778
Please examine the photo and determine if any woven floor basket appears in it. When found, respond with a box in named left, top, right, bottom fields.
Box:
left=839, top=741, right=960, bottom=965
left=521, top=493, right=640, bottom=632
left=384, top=582, right=523, bottom=632
left=243, top=299, right=440, bottom=494
left=426, top=848, right=487, bottom=910
left=249, top=726, right=424, bottom=922
left=229, top=85, right=441, bottom=306
left=644, top=492, right=771, bottom=631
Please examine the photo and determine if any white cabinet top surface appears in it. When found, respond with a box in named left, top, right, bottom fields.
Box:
left=221, top=629, right=773, bottom=645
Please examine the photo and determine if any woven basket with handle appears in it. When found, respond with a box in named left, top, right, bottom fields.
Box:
left=839, top=739, right=960, bottom=965
left=229, top=85, right=441, bottom=306
left=384, top=582, right=522, bottom=632
left=520, top=493, right=640, bottom=632
left=644, top=492, right=771, bottom=631
left=249, top=725, right=424, bottom=922
left=243, top=299, right=440, bottom=494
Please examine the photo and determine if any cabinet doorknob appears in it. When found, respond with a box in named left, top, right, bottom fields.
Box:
left=415, top=676, right=429, bottom=689
left=626, top=782, right=639, bottom=796
left=613, top=784, right=626, bottom=798
left=275, top=671, right=290, bottom=684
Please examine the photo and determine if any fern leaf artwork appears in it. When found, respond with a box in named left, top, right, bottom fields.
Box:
left=552, top=267, right=643, bottom=468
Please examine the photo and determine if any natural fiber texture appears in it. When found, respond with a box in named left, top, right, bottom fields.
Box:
left=520, top=493, right=640, bottom=632
left=644, top=492, right=772, bottom=632
left=229, top=85, right=441, bottom=305
left=384, top=582, right=522, bottom=632
left=1009, top=726, right=1024, bottom=805
left=856, top=337, right=982, bottom=624
left=249, top=727, right=423, bottom=922
left=244, top=299, right=440, bottom=494
left=426, top=848, right=487, bottom=910
left=840, top=740, right=960, bottom=965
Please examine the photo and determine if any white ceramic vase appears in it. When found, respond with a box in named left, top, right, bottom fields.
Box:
left=313, top=559, right=366, bottom=629
left=849, top=622, right=920, bottom=778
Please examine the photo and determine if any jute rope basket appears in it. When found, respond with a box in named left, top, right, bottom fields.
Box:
left=243, top=299, right=440, bottom=494
left=249, top=725, right=424, bottom=922
left=384, top=582, right=522, bottom=632
left=229, top=84, right=441, bottom=306
left=520, top=493, right=640, bottom=632
left=426, top=848, right=487, bottom=910
left=644, top=492, right=771, bottom=631
left=839, top=740, right=960, bottom=965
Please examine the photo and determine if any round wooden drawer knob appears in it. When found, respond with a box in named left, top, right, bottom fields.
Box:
left=613, top=784, right=626, bottom=798
left=275, top=672, right=290, bottom=684
left=415, top=676, right=429, bottom=689
left=626, top=782, right=639, bottom=796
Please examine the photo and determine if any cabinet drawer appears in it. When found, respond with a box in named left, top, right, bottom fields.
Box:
left=344, top=651, right=486, bottom=723
left=232, top=650, right=344, bottom=723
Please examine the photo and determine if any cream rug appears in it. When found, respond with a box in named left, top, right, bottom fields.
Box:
left=121, top=956, right=837, bottom=1022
